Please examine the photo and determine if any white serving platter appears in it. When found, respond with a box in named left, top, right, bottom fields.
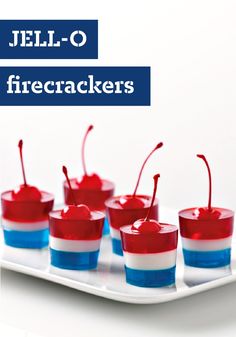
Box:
left=1, top=207, right=236, bottom=304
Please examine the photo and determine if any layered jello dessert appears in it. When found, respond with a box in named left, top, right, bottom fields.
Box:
left=63, top=125, right=114, bottom=235
left=179, top=154, right=234, bottom=268
left=1, top=140, right=54, bottom=248
left=121, top=174, right=178, bottom=287
left=50, top=166, right=105, bottom=270
left=106, top=143, right=163, bottom=255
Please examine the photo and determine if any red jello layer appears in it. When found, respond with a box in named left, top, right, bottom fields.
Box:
left=49, top=210, right=105, bottom=240
left=121, top=223, right=178, bottom=253
left=63, top=178, right=115, bottom=210
left=105, top=195, right=158, bottom=230
left=1, top=190, right=54, bottom=222
left=179, top=207, right=234, bottom=240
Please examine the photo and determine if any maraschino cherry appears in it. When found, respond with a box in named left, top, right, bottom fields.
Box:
left=12, top=140, right=42, bottom=201
left=131, top=174, right=161, bottom=233
left=76, top=125, right=103, bottom=190
left=61, top=165, right=91, bottom=220
left=193, top=154, right=221, bottom=219
left=119, top=142, right=163, bottom=209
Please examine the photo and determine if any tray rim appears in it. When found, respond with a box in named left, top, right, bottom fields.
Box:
left=1, top=258, right=236, bottom=304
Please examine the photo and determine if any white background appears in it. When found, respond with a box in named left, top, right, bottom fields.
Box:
left=1, top=0, right=236, bottom=336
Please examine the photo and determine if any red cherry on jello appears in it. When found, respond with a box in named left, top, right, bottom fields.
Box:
left=77, top=173, right=102, bottom=189
left=76, top=125, right=103, bottom=190
left=118, top=142, right=163, bottom=209
left=12, top=184, right=42, bottom=201
left=61, top=204, right=91, bottom=220
left=62, top=165, right=91, bottom=219
left=12, top=140, right=42, bottom=201
left=195, top=154, right=221, bottom=219
left=132, top=219, right=161, bottom=233
left=131, top=174, right=161, bottom=232
left=119, top=195, right=145, bottom=209
left=193, top=207, right=221, bottom=220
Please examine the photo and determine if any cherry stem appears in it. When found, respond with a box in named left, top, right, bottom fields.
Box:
left=62, top=166, right=77, bottom=206
left=81, top=125, right=94, bottom=176
left=197, top=154, right=212, bottom=212
left=132, top=142, right=163, bottom=197
left=145, top=174, right=160, bottom=221
left=18, top=140, right=27, bottom=186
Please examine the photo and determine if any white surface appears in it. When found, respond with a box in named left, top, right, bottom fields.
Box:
left=1, top=247, right=236, bottom=337
left=1, top=0, right=236, bottom=335
left=1, top=209, right=236, bottom=337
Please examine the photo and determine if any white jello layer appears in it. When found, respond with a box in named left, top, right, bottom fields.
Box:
left=2, top=218, right=49, bottom=232
left=110, top=227, right=121, bottom=240
left=182, top=236, right=232, bottom=251
left=50, top=236, right=101, bottom=252
left=123, top=249, right=177, bottom=270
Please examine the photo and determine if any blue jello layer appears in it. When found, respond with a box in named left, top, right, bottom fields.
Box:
left=125, top=266, right=176, bottom=288
left=50, top=249, right=99, bottom=270
left=183, top=248, right=231, bottom=268
left=3, top=228, right=49, bottom=249
left=103, top=217, right=110, bottom=236
left=112, top=238, right=123, bottom=256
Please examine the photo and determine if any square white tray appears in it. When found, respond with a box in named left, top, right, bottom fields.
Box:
left=1, top=208, right=235, bottom=304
